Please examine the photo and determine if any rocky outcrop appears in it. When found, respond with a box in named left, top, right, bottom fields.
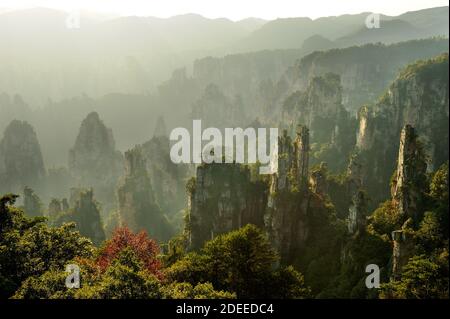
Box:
left=187, top=163, right=267, bottom=250
left=0, top=120, right=46, bottom=194
left=391, top=229, right=415, bottom=279
left=191, top=84, right=246, bottom=129
left=140, top=116, right=189, bottom=223
left=193, top=51, right=300, bottom=96
left=355, top=105, right=373, bottom=151
left=22, top=186, right=43, bottom=217
left=281, top=74, right=355, bottom=171
left=360, top=54, right=449, bottom=151
left=282, top=74, right=343, bottom=136
left=345, top=153, right=368, bottom=234
left=70, top=189, right=105, bottom=245
left=118, top=147, right=149, bottom=232
left=355, top=54, right=448, bottom=205
left=286, top=39, right=449, bottom=114
left=184, top=123, right=342, bottom=275
left=192, top=50, right=302, bottom=116
left=185, top=124, right=341, bottom=263
left=391, top=125, right=428, bottom=224
left=388, top=125, right=427, bottom=278
left=347, top=190, right=368, bottom=235
left=294, top=126, right=310, bottom=190
left=157, top=68, right=201, bottom=126
left=48, top=198, right=64, bottom=221
left=270, top=126, right=310, bottom=194
left=53, top=188, right=105, bottom=245
left=266, top=126, right=312, bottom=261
left=117, top=146, right=174, bottom=242
left=157, top=49, right=302, bottom=128
left=309, top=163, right=328, bottom=196
left=68, top=112, right=123, bottom=209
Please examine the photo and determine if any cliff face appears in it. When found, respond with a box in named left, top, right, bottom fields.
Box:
left=281, top=39, right=449, bottom=114
left=186, top=125, right=340, bottom=267
left=0, top=120, right=46, bottom=194
left=69, top=189, right=105, bottom=246
left=192, top=50, right=302, bottom=116
left=345, top=154, right=367, bottom=235
left=193, top=51, right=300, bottom=92
left=266, top=126, right=311, bottom=261
left=48, top=197, right=67, bottom=221
left=265, top=125, right=342, bottom=268
left=281, top=73, right=356, bottom=171
left=347, top=190, right=368, bottom=235
left=187, top=163, right=267, bottom=250
left=282, top=74, right=343, bottom=140
left=53, top=188, right=105, bottom=246
left=141, top=118, right=189, bottom=226
left=355, top=54, right=449, bottom=204
left=269, top=127, right=310, bottom=194
left=362, top=53, right=449, bottom=164
left=68, top=112, right=123, bottom=208
left=191, top=84, right=246, bottom=128
left=391, top=230, right=415, bottom=279
left=22, top=186, right=43, bottom=217
left=386, top=125, right=428, bottom=279
left=117, top=146, right=174, bottom=242
left=391, top=125, right=428, bottom=224
left=157, top=49, right=303, bottom=128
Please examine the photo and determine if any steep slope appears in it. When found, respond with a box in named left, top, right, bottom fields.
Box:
left=279, top=38, right=449, bottom=114
left=281, top=73, right=356, bottom=171
left=141, top=118, right=189, bottom=227
left=355, top=53, right=449, bottom=203
left=0, top=120, right=46, bottom=194
left=117, top=146, right=174, bottom=242
left=68, top=112, right=123, bottom=209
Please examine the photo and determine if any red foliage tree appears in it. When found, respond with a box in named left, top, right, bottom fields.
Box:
left=96, top=227, right=162, bottom=279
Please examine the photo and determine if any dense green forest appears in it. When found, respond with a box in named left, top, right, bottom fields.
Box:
left=0, top=159, right=448, bottom=298
left=0, top=5, right=449, bottom=299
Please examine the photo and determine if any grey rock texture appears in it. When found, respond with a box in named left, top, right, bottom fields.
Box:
left=68, top=112, right=123, bottom=209
left=0, top=120, right=46, bottom=194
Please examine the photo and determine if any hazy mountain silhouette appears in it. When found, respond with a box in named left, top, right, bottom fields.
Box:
left=0, top=6, right=447, bottom=104
left=232, top=6, right=448, bottom=51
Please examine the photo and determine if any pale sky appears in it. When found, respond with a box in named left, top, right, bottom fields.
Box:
left=0, top=0, right=448, bottom=21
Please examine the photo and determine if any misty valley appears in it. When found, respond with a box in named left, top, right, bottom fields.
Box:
left=0, top=4, right=448, bottom=300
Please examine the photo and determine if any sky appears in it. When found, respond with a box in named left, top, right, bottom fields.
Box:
left=0, top=0, right=448, bottom=21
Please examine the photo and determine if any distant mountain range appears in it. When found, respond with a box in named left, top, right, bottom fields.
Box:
left=234, top=6, right=449, bottom=51
left=0, top=6, right=447, bottom=105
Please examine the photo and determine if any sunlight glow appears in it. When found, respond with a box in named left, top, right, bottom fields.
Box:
left=0, top=0, right=448, bottom=20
